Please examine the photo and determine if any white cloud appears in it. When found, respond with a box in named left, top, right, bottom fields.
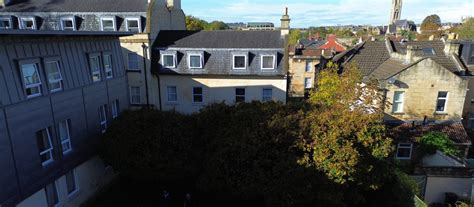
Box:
left=185, top=0, right=474, bottom=27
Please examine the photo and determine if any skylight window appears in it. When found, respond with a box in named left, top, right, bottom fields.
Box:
left=19, top=17, right=36, bottom=30
left=422, top=48, right=436, bottom=56
left=0, top=17, right=12, bottom=29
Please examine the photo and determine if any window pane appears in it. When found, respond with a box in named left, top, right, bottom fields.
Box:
left=45, top=183, right=59, bottom=207
left=263, top=89, right=272, bottom=101
left=190, top=55, right=201, bottom=68
left=234, top=56, right=246, bottom=68
left=163, top=55, right=174, bottom=67
left=127, top=20, right=139, bottom=32
left=59, top=121, right=69, bottom=141
left=167, top=86, right=177, bottom=101
left=236, top=88, right=245, bottom=96
left=22, top=64, right=41, bottom=85
left=66, top=171, right=77, bottom=195
left=305, top=78, right=312, bottom=89
left=305, top=61, right=312, bottom=72
left=193, top=87, right=203, bottom=103
left=128, top=53, right=139, bottom=70
left=262, top=56, right=274, bottom=69
left=0, top=20, right=10, bottom=28
left=436, top=100, right=446, bottom=112
left=438, top=92, right=448, bottom=98
left=102, top=20, right=114, bottom=31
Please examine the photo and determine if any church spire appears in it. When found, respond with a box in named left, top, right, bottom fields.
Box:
left=390, top=0, right=402, bottom=24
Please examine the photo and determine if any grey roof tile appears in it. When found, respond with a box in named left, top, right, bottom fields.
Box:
left=154, top=30, right=285, bottom=49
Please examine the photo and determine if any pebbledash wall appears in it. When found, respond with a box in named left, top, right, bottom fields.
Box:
left=0, top=32, right=130, bottom=207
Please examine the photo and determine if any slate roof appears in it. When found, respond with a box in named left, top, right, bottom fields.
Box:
left=298, top=39, right=326, bottom=49
left=388, top=122, right=471, bottom=145
left=338, top=40, right=465, bottom=77
left=392, top=41, right=460, bottom=72
left=0, top=0, right=148, bottom=12
left=345, top=41, right=391, bottom=76
left=154, top=30, right=285, bottom=49
left=0, top=29, right=134, bottom=36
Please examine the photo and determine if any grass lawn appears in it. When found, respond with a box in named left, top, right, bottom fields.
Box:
left=83, top=177, right=264, bottom=207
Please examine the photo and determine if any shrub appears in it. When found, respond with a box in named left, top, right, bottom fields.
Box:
left=418, top=132, right=460, bottom=157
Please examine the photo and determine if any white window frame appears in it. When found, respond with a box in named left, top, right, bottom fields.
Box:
left=89, top=55, right=102, bottom=82
left=125, top=17, right=141, bottom=33
left=167, top=86, right=178, bottom=102
left=260, top=55, right=276, bottom=70
left=188, top=54, right=203, bottom=69
left=435, top=91, right=448, bottom=113
left=235, top=88, right=246, bottom=103
left=44, top=61, right=63, bottom=93
left=19, top=17, right=36, bottom=30
left=112, top=99, right=119, bottom=119
left=60, top=17, right=76, bottom=31
left=161, top=54, right=176, bottom=68
left=262, top=88, right=273, bottom=102
left=38, top=128, right=54, bottom=167
left=392, top=91, right=405, bottom=113
left=100, top=17, right=116, bottom=31
left=396, top=143, right=413, bottom=160
left=58, top=120, right=72, bottom=155
left=232, top=55, right=247, bottom=70
left=103, top=54, right=113, bottom=79
left=304, top=77, right=312, bottom=89
left=99, top=105, right=108, bottom=134
left=127, top=52, right=140, bottom=71
left=21, top=63, right=42, bottom=98
left=130, top=86, right=141, bottom=105
left=0, top=16, right=13, bottom=29
left=66, top=169, right=79, bottom=198
left=192, top=87, right=203, bottom=103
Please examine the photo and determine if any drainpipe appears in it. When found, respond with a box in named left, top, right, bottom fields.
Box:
left=142, top=43, right=150, bottom=107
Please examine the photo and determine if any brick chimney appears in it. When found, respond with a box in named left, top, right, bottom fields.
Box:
left=280, top=7, right=290, bottom=36
left=166, top=0, right=181, bottom=10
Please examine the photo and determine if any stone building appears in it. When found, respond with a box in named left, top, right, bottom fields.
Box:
left=0, top=0, right=186, bottom=108
left=0, top=30, right=130, bottom=207
left=333, top=38, right=474, bottom=204
left=288, top=35, right=346, bottom=98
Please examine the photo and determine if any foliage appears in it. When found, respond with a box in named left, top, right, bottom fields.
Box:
left=186, top=15, right=208, bottom=30
left=101, top=110, right=197, bottom=187
left=421, top=14, right=442, bottom=30
left=289, top=29, right=303, bottom=45
left=299, top=62, right=392, bottom=187
left=415, top=196, right=428, bottom=207
left=418, top=14, right=442, bottom=40
left=335, top=29, right=354, bottom=37
left=207, top=21, right=229, bottom=30
left=400, top=30, right=416, bottom=40
left=453, top=18, right=474, bottom=40
left=186, top=15, right=229, bottom=31
left=418, top=132, right=460, bottom=157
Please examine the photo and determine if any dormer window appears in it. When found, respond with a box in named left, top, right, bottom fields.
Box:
left=162, top=54, right=176, bottom=68
left=19, top=17, right=36, bottom=30
left=261, top=55, right=276, bottom=70
left=60, top=17, right=76, bottom=31
left=125, top=17, right=141, bottom=33
left=188, top=53, right=203, bottom=69
left=233, top=55, right=247, bottom=70
left=0, top=17, right=12, bottom=29
left=100, top=17, right=116, bottom=31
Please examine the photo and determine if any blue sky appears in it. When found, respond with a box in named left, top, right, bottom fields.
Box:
left=182, top=0, right=474, bottom=27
